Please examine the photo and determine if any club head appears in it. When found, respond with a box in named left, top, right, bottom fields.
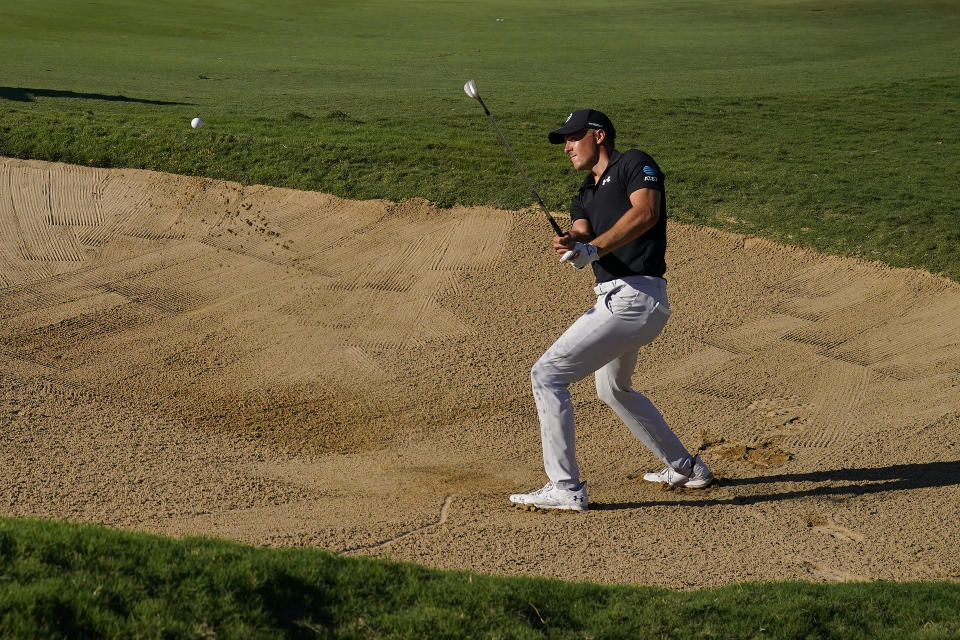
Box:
left=463, top=78, right=479, bottom=100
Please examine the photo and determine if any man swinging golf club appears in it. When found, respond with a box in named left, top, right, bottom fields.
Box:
left=509, top=109, right=713, bottom=512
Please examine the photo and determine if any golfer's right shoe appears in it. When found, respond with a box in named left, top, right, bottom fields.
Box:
left=643, top=454, right=714, bottom=488
left=509, top=481, right=588, bottom=511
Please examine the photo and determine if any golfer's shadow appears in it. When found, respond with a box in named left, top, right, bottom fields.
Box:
left=593, top=460, right=960, bottom=510
left=0, top=86, right=193, bottom=106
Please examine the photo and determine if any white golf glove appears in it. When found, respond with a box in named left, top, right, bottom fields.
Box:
left=560, top=242, right=599, bottom=269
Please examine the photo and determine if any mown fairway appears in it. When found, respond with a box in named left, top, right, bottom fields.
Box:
left=2, top=0, right=958, bottom=276
left=2, top=2, right=960, bottom=637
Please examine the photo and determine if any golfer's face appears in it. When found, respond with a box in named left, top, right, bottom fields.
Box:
left=564, top=129, right=598, bottom=170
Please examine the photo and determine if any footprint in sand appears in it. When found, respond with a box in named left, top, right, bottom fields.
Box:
left=746, top=396, right=813, bottom=436
left=801, top=559, right=868, bottom=582
left=805, top=513, right=865, bottom=543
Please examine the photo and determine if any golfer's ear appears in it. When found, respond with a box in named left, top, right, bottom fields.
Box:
left=594, top=129, right=605, bottom=145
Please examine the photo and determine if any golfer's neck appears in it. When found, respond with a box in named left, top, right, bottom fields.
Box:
left=590, top=149, right=611, bottom=183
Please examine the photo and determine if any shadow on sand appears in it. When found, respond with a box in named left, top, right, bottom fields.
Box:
left=594, top=460, right=960, bottom=510
left=0, top=86, right=193, bottom=106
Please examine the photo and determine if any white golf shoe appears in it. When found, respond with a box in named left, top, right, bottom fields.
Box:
left=643, top=454, right=714, bottom=488
left=509, top=481, right=588, bottom=511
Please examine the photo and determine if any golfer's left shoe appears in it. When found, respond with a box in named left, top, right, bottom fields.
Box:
left=643, top=454, right=714, bottom=488
left=509, top=481, right=588, bottom=511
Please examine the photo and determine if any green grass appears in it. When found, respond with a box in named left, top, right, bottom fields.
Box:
left=1, top=0, right=958, bottom=277
left=1, top=517, right=959, bottom=639
left=2, top=3, right=960, bottom=634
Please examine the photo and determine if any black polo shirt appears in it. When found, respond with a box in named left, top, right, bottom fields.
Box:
left=569, top=149, right=667, bottom=282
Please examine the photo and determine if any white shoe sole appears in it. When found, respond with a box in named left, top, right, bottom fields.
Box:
left=655, top=476, right=714, bottom=490
left=511, top=501, right=586, bottom=512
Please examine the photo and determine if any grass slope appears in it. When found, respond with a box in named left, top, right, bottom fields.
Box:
left=2, top=517, right=960, bottom=639
left=1, top=3, right=960, bottom=633
left=1, top=0, right=958, bottom=277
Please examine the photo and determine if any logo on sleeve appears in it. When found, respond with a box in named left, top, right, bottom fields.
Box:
left=642, top=165, right=656, bottom=176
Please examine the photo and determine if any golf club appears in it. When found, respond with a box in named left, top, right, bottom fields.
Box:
left=463, top=79, right=564, bottom=237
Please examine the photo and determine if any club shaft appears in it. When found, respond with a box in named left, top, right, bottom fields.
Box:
left=477, top=97, right=564, bottom=236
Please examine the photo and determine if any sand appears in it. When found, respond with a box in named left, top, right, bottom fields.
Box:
left=1, top=156, right=958, bottom=589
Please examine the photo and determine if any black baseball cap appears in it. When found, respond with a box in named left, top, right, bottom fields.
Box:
left=548, top=109, right=616, bottom=144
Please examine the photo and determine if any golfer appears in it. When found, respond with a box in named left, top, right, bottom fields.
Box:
left=510, top=109, right=713, bottom=511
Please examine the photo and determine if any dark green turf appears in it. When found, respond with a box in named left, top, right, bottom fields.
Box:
left=1, top=0, right=958, bottom=277
left=2, top=517, right=960, bottom=639
left=1, top=4, right=960, bottom=634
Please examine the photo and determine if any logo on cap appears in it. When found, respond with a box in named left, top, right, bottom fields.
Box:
left=565, top=113, right=573, bottom=123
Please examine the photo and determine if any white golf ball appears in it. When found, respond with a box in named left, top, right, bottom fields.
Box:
left=191, top=117, right=203, bottom=129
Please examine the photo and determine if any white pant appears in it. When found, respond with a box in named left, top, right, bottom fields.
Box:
left=531, top=276, right=692, bottom=488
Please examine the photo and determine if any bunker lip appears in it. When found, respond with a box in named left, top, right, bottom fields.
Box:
left=1, top=156, right=959, bottom=589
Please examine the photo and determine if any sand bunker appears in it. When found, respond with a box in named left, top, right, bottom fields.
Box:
left=1, top=157, right=958, bottom=588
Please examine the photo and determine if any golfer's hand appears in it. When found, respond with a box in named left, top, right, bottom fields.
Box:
left=553, top=234, right=576, bottom=255
left=560, top=242, right=599, bottom=269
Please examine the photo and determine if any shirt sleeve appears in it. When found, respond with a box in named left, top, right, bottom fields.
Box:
left=622, top=151, right=665, bottom=194
left=570, top=195, right=587, bottom=222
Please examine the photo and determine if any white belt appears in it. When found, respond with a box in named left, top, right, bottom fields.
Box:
left=593, top=276, right=665, bottom=295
